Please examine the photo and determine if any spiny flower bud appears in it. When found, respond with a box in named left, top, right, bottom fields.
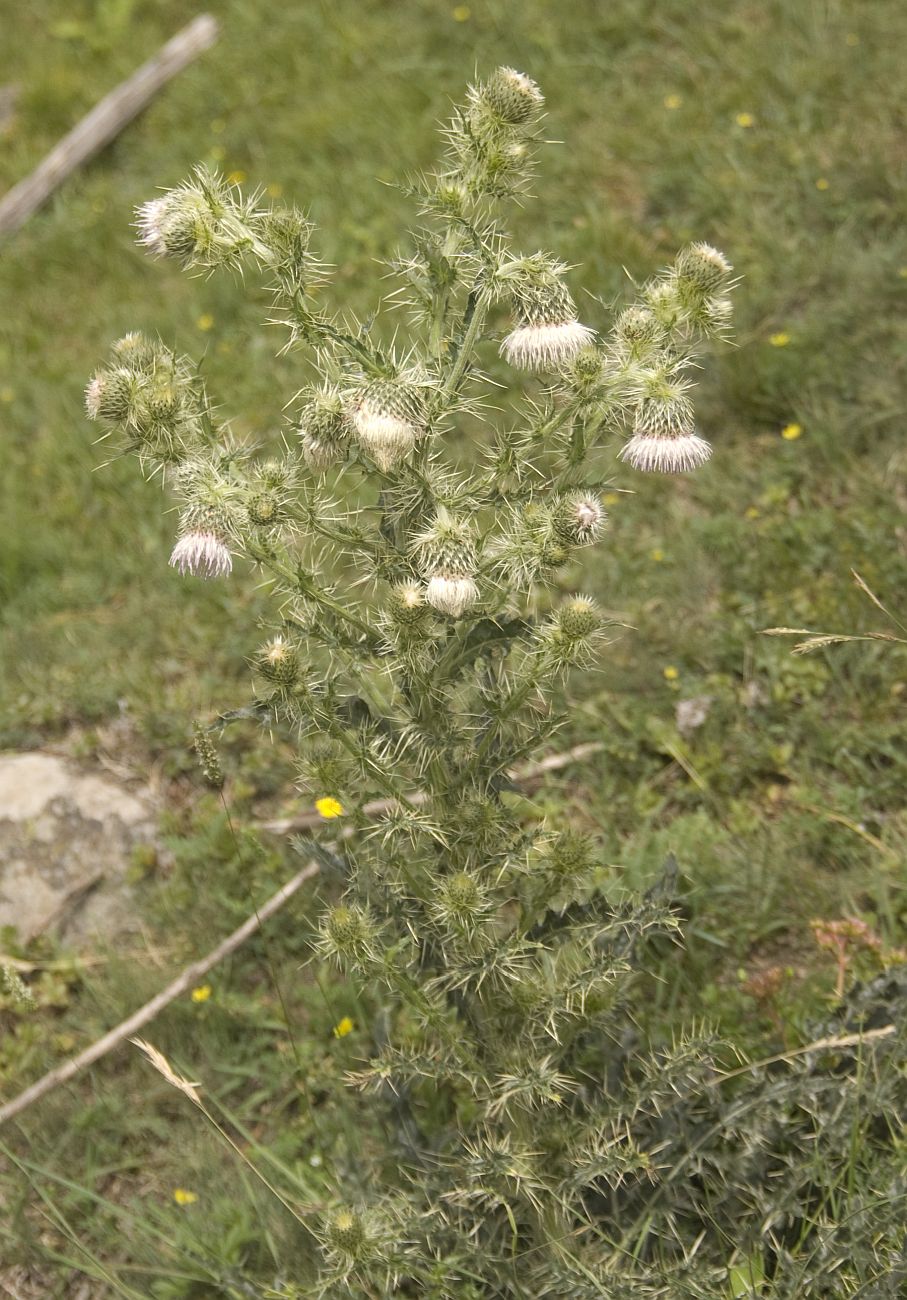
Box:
left=443, top=870, right=482, bottom=914
left=111, top=331, right=159, bottom=371
left=350, top=379, right=425, bottom=472
left=84, top=367, right=143, bottom=423
left=137, top=190, right=217, bottom=265
left=554, top=596, right=601, bottom=642
left=247, top=491, right=281, bottom=528
left=386, top=581, right=434, bottom=641
left=480, top=67, right=544, bottom=125
left=501, top=257, right=594, bottom=371
left=614, top=305, right=665, bottom=358
left=324, top=1208, right=368, bottom=1257
left=546, top=828, right=597, bottom=878
left=673, top=242, right=733, bottom=296
left=298, top=386, right=349, bottom=471
left=321, top=904, right=378, bottom=966
left=553, top=494, right=607, bottom=546
left=255, top=635, right=300, bottom=686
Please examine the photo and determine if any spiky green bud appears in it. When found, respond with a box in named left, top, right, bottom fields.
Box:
left=255, top=636, right=300, bottom=686
left=481, top=67, right=544, bottom=125
left=673, top=242, right=733, bottom=296
left=555, top=596, right=602, bottom=642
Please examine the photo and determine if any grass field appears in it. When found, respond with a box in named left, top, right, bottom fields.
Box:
left=1, top=0, right=906, bottom=1293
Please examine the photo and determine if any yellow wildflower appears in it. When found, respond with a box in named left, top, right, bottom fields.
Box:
left=603, top=492, right=620, bottom=506
left=663, top=94, right=682, bottom=110
left=333, top=1016, right=355, bottom=1038
left=191, top=985, right=212, bottom=1003
left=815, top=177, right=829, bottom=191
left=781, top=423, right=803, bottom=440
left=0, top=387, right=14, bottom=403
left=196, top=314, right=214, bottom=332
left=650, top=548, right=665, bottom=562
left=745, top=506, right=760, bottom=520
left=173, top=1188, right=198, bottom=1206
left=768, top=332, right=791, bottom=347
left=735, top=112, right=755, bottom=128
left=266, top=182, right=283, bottom=198
left=316, top=796, right=344, bottom=819
left=452, top=5, right=471, bottom=19
left=227, top=169, right=247, bottom=185
left=663, top=666, right=679, bottom=681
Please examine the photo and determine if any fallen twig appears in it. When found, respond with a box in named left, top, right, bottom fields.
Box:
left=0, top=14, right=219, bottom=238
left=0, top=859, right=319, bottom=1127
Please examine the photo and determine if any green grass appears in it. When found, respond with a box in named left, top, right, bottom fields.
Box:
left=2, top=0, right=906, bottom=1293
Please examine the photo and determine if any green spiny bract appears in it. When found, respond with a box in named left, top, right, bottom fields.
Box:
left=88, top=69, right=747, bottom=1297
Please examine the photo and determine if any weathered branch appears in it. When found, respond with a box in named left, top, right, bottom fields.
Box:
left=0, top=15, right=219, bottom=238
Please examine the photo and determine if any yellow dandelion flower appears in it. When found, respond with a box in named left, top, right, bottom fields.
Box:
left=781, top=423, right=803, bottom=440
left=333, top=1016, right=355, bottom=1038
left=173, top=1188, right=198, bottom=1206
left=815, top=177, right=829, bottom=191
left=191, top=985, right=212, bottom=1003
left=663, top=665, right=679, bottom=681
left=768, top=332, right=791, bottom=347
left=745, top=506, right=761, bottom=520
left=196, top=314, right=214, bottom=332
left=452, top=4, right=471, bottom=19
left=663, top=94, right=682, bottom=110
left=650, top=548, right=665, bottom=562
left=735, top=112, right=755, bottom=128
left=316, top=796, right=344, bottom=819
left=266, top=182, right=283, bottom=198
left=227, top=169, right=247, bottom=185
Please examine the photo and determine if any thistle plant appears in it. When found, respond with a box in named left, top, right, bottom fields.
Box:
left=86, top=69, right=743, bottom=1295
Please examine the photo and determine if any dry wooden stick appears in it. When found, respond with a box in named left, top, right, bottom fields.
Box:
left=0, top=14, right=219, bottom=238
left=0, top=859, right=319, bottom=1127
left=256, top=739, right=606, bottom=834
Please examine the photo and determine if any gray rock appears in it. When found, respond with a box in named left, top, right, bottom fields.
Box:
left=0, top=753, right=156, bottom=944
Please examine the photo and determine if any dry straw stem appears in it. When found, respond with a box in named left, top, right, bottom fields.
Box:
left=0, top=742, right=602, bottom=1127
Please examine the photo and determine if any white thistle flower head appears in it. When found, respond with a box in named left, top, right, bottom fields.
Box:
left=503, top=319, right=595, bottom=371
left=501, top=257, right=594, bottom=370
left=426, top=572, right=479, bottom=618
left=169, top=528, right=233, bottom=578
left=135, top=196, right=171, bottom=257
left=619, top=427, right=713, bottom=473
left=351, top=379, right=424, bottom=472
